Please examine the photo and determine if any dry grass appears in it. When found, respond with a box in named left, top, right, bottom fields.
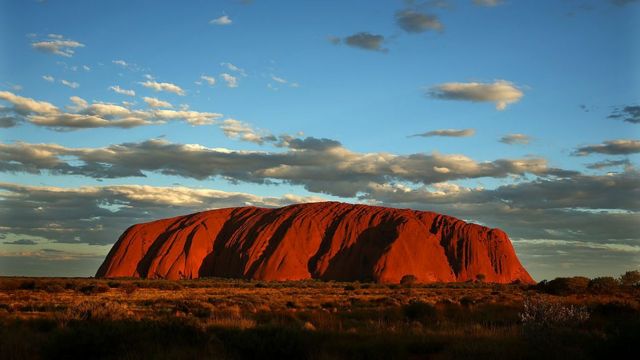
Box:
left=0, top=277, right=638, bottom=359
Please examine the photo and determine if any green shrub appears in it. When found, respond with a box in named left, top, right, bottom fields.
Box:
left=77, top=283, right=110, bottom=295
left=620, top=270, right=640, bottom=287
left=403, top=301, right=437, bottom=324
left=120, top=282, right=138, bottom=295
left=40, top=281, right=65, bottom=293
left=286, top=301, right=298, bottom=309
left=62, top=301, right=131, bottom=322
left=537, top=277, right=590, bottom=295
left=321, top=302, right=335, bottom=309
left=519, top=297, right=590, bottom=328
left=588, top=277, right=620, bottom=294
left=400, top=275, right=417, bottom=286
left=459, top=296, right=476, bottom=307
left=19, top=280, right=37, bottom=290
left=151, top=281, right=183, bottom=291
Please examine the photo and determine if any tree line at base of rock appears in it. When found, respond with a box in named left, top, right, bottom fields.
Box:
left=534, top=270, right=640, bottom=296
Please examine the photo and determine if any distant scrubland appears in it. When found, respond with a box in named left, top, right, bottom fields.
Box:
left=0, top=271, right=639, bottom=359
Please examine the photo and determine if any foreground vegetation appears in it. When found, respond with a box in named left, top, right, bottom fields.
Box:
left=0, top=272, right=639, bottom=359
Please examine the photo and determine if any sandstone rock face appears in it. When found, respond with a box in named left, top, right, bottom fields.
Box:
left=96, top=202, right=534, bottom=284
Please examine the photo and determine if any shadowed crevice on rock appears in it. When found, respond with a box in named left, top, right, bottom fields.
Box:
left=319, top=221, right=402, bottom=282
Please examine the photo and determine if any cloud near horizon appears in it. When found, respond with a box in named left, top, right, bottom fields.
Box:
left=0, top=182, right=324, bottom=246
left=0, top=168, right=637, bottom=280
left=0, top=136, right=577, bottom=198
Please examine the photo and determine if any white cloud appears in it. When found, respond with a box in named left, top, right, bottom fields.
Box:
left=112, top=59, right=129, bottom=67
left=0, top=91, right=58, bottom=115
left=67, top=96, right=88, bottom=111
left=7, top=83, right=23, bottom=92
left=0, top=91, right=220, bottom=129
left=395, top=10, right=443, bottom=33
left=220, top=119, right=276, bottom=144
left=220, top=73, right=238, bottom=88
left=342, top=32, right=387, bottom=52
left=109, top=85, right=136, bottom=97
left=220, top=62, right=247, bottom=76
left=271, top=75, right=287, bottom=84
left=268, top=75, right=299, bottom=90
left=500, top=133, right=531, bottom=145
left=143, top=97, right=173, bottom=108
left=210, top=15, right=232, bottom=25
left=31, top=36, right=84, bottom=57
left=428, top=80, right=524, bottom=110
left=140, top=81, right=186, bottom=96
left=574, top=139, right=640, bottom=156
left=42, top=75, right=55, bottom=83
left=154, top=110, right=219, bottom=125
left=200, top=75, right=216, bottom=86
left=411, top=129, right=476, bottom=138
left=473, top=0, right=504, bottom=7
left=60, top=80, right=79, bottom=89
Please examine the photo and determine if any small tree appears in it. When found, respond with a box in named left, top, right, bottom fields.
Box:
left=476, top=273, right=486, bottom=282
left=620, top=270, right=640, bottom=287
left=400, top=274, right=417, bottom=286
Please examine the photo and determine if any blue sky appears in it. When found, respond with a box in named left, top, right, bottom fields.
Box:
left=0, top=0, right=638, bottom=280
